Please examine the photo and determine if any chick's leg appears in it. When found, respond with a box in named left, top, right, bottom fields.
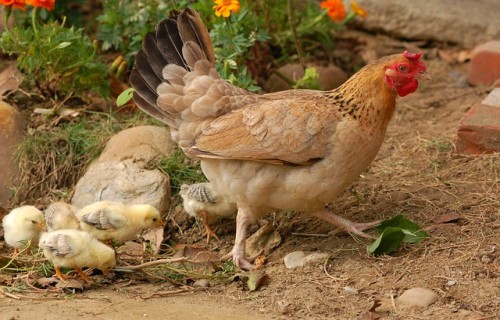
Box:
left=200, top=210, right=220, bottom=243
left=309, top=210, right=380, bottom=239
left=54, top=266, right=67, bottom=282
left=75, top=267, right=92, bottom=283
left=222, top=204, right=258, bottom=271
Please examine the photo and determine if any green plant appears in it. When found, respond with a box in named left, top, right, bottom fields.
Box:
left=155, top=148, right=207, bottom=196
left=0, top=5, right=110, bottom=98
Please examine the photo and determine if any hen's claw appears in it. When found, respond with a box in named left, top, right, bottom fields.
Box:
left=310, top=211, right=381, bottom=239
left=221, top=249, right=263, bottom=271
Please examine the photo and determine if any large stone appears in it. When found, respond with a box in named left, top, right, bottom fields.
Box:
left=97, top=125, right=176, bottom=164
left=456, top=88, right=500, bottom=154
left=355, top=0, right=500, bottom=48
left=71, top=160, right=171, bottom=212
left=0, top=101, right=26, bottom=206
left=468, top=41, right=500, bottom=86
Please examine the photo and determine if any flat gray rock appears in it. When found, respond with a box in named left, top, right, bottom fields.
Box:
left=71, top=160, right=171, bottom=212
left=355, top=0, right=500, bottom=48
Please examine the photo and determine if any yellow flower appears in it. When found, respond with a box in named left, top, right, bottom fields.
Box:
left=213, top=0, right=240, bottom=18
left=351, top=1, right=368, bottom=18
left=320, top=0, right=346, bottom=22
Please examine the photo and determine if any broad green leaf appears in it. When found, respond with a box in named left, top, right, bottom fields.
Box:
left=401, top=229, right=428, bottom=244
left=375, top=215, right=422, bottom=233
left=116, top=88, right=135, bottom=107
left=367, top=227, right=406, bottom=256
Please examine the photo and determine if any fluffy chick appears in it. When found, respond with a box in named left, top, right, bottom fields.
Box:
left=44, top=202, right=80, bottom=231
left=39, top=229, right=116, bottom=282
left=180, top=183, right=236, bottom=243
left=75, top=201, right=163, bottom=242
left=2, top=206, right=46, bottom=253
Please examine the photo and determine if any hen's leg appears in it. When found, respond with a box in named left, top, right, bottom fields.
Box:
left=222, top=204, right=257, bottom=270
left=309, top=210, right=380, bottom=239
left=200, top=210, right=220, bottom=243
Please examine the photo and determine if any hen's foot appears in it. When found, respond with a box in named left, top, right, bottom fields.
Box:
left=310, top=211, right=380, bottom=239
left=221, top=249, right=262, bottom=271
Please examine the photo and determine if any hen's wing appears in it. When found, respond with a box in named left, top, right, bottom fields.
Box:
left=188, top=92, right=339, bottom=166
left=80, top=209, right=126, bottom=230
left=39, top=233, right=74, bottom=257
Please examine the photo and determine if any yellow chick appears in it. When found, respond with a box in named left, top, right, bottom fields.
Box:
left=75, top=201, right=163, bottom=242
left=39, top=229, right=116, bottom=282
left=44, top=202, right=80, bottom=231
left=180, top=183, right=237, bottom=243
left=2, top=205, right=46, bottom=253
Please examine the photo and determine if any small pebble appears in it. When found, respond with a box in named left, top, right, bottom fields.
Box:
left=446, top=280, right=457, bottom=286
left=343, top=286, right=359, bottom=295
left=396, top=288, right=439, bottom=308
left=193, top=279, right=210, bottom=288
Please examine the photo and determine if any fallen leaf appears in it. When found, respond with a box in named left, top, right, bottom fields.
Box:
left=142, top=226, right=164, bottom=254
left=432, top=212, right=460, bottom=224
left=172, top=244, right=222, bottom=272
left=36, top=277, right=58, bottom=287
left=246, top=222, right=281, bottom=257
left=0, top=65, right=23, bottom=97
left=55, top=278, right=84, bottom=290
left=116, top=241, right=145, bottom=263
left=246, top=271, right=269, bottom=291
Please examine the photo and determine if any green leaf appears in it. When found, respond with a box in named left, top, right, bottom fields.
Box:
left=375, top=215, right=421, bottom=233
left=367, top=227, right=406, bottom=256
left=116, top=88, right=135, bottom=107
left=56, top=41, right=72, bottom=49
left=401, top=228, right=428, bottom=244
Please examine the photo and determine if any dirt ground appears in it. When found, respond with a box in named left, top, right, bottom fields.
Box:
left=1, top=53, right=499, bottom=319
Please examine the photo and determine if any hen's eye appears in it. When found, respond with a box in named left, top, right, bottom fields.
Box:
left=398, top=65, right=408, bottom=72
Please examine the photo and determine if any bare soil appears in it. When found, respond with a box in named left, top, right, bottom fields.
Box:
left=1, top=55, right=499, bottom=319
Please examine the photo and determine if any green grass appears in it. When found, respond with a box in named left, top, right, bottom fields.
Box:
left=155, top=148, right=207, bottom=196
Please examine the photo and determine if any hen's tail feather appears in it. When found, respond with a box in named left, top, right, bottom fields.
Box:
left=142, top=33, right=169, bottom=79
left=177, top=8, right=215, bottom=65
left=156, top=18, right=187, bottom=69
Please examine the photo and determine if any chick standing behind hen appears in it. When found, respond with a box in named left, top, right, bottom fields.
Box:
left=180, top=183, right=236, bottom=243
left=44, top=202, right=80, bottom=231
left=39, top=229, right=116, bottom=282
left=2, top=206, right=46, bottom=253
left=130, top=8, right=430, bottom=270
left=75, top=201, right=163, bottom=242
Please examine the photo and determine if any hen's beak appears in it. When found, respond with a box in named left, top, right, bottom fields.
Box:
left=419, top=71, right=432, bottom=80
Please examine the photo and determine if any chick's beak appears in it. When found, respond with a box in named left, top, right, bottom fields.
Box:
left=155, top=219, right=165, bottom=228
left=38, top=221, right=47, bottom=231
left=102, top=269, right=109, bottom=276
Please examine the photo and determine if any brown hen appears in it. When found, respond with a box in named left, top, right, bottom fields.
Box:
left=130, top=8, right=430, bottom=270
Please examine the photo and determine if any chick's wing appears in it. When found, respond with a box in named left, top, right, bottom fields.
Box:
left=81, top=208, right=126, bottom=230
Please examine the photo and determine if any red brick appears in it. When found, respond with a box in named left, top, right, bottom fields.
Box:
left=468, top=41, right=500, bottom=86
left=456, top=88, right=500, bottom=155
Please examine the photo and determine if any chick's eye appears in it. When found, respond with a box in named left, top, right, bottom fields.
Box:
left=398, top=65, right=408, bottom=72
left=152, top=218, right=157, bottom=222
left=31, top=220, right=37, bottom=224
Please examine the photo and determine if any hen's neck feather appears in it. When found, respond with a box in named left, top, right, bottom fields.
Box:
left=329, top=59, right=397, bottom=129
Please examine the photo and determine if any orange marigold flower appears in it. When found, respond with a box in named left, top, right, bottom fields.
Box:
left=26, top=0, right=55, bottom=10
left=351, top=1, right=368, bottom=18
left=320, top=0, right=346, bottom=22
left=213, top=0, right=240, bottom=18
left=0, top=0, right=27, bottom=10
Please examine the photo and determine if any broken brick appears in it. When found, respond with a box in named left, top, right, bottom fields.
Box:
left=468, top=41, right=500, bottom=86
left=456, top=88, right=500, bottom=154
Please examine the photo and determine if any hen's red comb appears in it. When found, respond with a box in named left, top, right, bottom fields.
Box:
left=403, top=51, right=422, bottom=61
